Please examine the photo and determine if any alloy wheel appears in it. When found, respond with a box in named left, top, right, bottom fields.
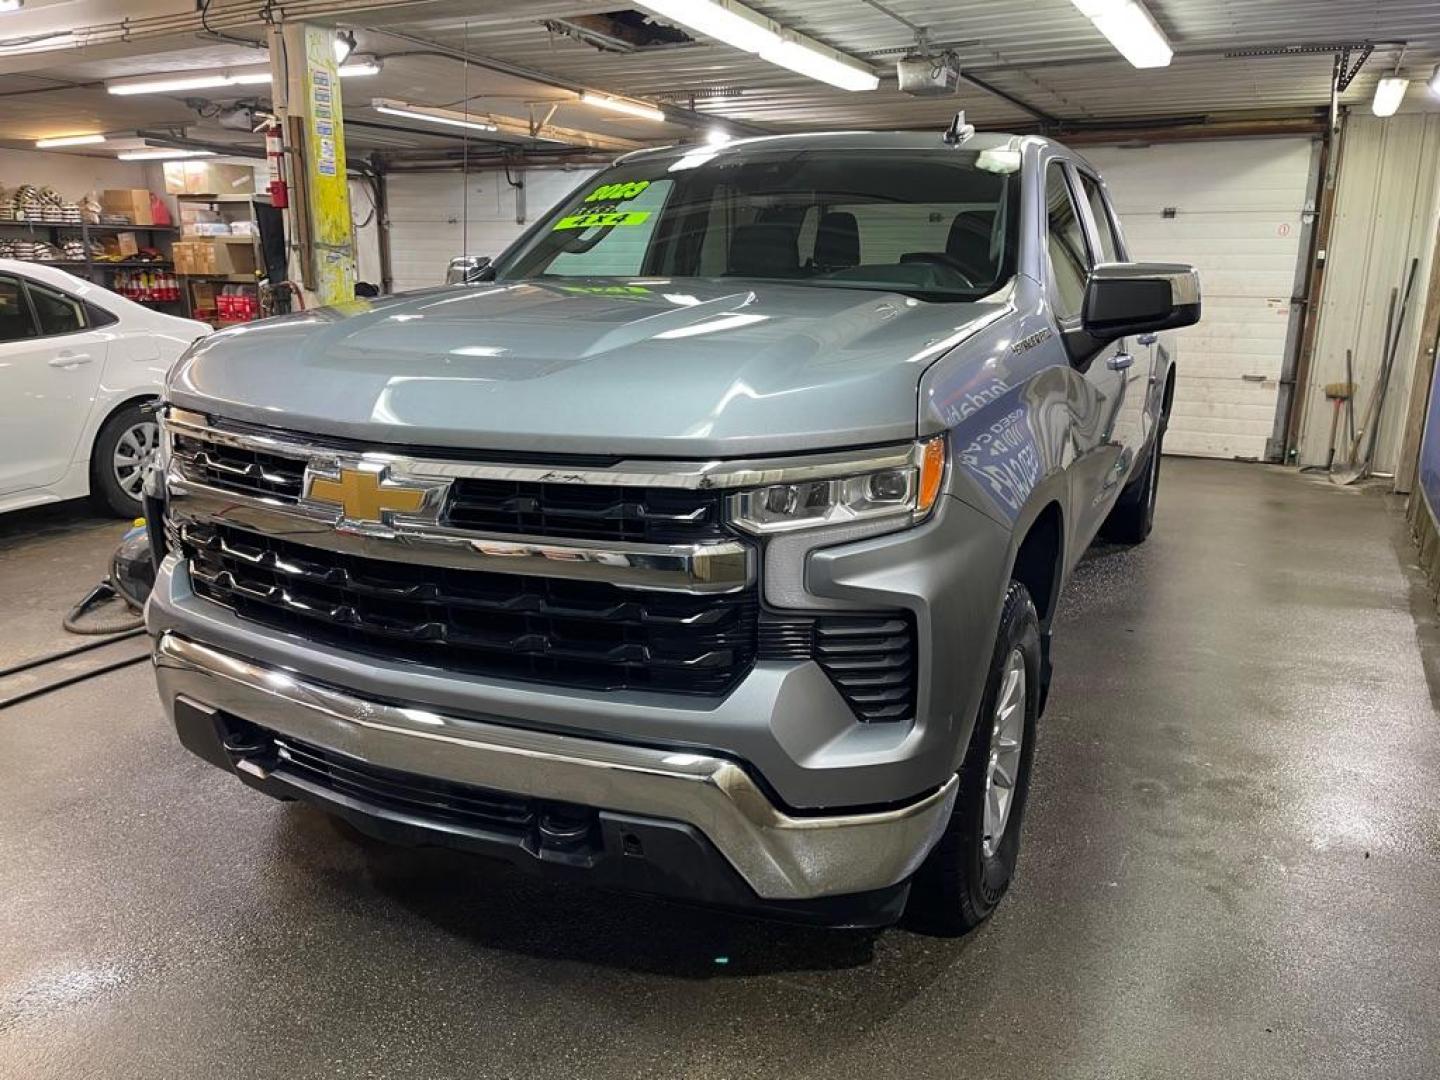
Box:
left=982, top=648, right=1027, bottom=858
left=113, top=420, right=159, bottom=500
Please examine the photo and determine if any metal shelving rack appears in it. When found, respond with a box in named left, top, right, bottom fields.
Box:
left=174, top=193, right=264, bottom=328
left=0, top=218, right=186, bottom=314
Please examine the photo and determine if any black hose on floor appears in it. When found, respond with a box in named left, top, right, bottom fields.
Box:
left=0, top=628, right=146, bottom=680
left=62, top=582, right=145, bottom=635
left=0, top=651, right=150, bottom=711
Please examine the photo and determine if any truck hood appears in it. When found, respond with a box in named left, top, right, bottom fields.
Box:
left=168, top=278, right=1008, bottom=457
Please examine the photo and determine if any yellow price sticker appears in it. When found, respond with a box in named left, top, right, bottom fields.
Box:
left=584, top=180, right=651, bottom=203
left=553, top=210, right=652, bottom=232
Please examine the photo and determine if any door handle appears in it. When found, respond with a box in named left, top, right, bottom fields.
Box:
left=1107, top=353, right=1135, bottom=372
left=1137, top=332, right=1159, bottom=346
left=48, top=351, right=93, bottom=368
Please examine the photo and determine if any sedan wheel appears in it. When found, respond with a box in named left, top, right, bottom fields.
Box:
left=113, top=420, right=159, bottom=500
left=91, top=402, right=158, bottom=518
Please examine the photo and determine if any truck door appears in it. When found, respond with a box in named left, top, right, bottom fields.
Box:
left=1077, top=169, right=1154, bottom=465
left=1043, top=163, right=1127, bottom=545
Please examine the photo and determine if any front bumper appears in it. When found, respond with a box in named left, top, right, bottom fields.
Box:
left=147, top=486, right=1012, bottom=811
left=154, top=633, right=956, bottom=911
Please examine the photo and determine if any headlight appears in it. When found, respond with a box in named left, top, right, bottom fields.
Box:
left=728, top=436, right=946, bottom=534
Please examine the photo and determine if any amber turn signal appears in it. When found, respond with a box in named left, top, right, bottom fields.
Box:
left=917, top=435, right=946, bottom=518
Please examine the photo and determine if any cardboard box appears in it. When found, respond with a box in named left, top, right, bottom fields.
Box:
left=179, top=205, right=223, bottom=234
left=163, top=161, right=255, bottom=196
left=100, top=189, right=155, bottom=226
left=102, top=231, right=139, bottom=258
left=189, top=280, right=216, bottom=316
left=173, top=239, right=255, bottom=277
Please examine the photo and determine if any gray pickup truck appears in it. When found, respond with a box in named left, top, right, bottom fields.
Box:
left=146, top=130, right=1198, bottom=932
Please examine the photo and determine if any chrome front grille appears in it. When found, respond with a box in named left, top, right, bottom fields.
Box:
left=181, top=521, right=758, bottom=695
left=171, top=433, right=306, bottom=502
left=444, top=479, right=727, bottom=544
left=162, top=409, right=912, bottom=712
left=169, top=420, right=728, bottom=546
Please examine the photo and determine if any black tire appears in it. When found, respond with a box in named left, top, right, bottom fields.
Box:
left=1100, top=421, right=1165, bottom=545
left=90, top=401, right=158, bottom=518
left=905, top=581, right=1041, bottom=936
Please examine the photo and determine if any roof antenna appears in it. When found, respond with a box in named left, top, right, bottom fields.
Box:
left=943, top=110, right=975, bottom=146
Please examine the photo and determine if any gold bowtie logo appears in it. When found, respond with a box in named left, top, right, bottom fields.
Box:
left=306, top=466, right=432, bottom=523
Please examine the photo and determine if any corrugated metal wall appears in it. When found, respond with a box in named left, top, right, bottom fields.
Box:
left=386, top=167, right=598, bottom=292
left=1298, top=114, right=1440, bottom=475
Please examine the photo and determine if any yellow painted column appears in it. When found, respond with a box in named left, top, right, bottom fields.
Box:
left=281, top=22, right=356, bottom=306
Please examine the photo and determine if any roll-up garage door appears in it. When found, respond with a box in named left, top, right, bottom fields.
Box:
left=386, top=168, right=598, bottom=293
left=1081, top=138, right=1318, bottom=460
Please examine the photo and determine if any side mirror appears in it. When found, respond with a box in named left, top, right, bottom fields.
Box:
left=445, top=255, right=493, bottom=285
left=1083, top=261, right=1201, bottom=342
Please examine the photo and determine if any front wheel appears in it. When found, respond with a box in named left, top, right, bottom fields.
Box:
left=91, top=402, right=158, bottom=518
left=905, top=581, right=1041, bottom=935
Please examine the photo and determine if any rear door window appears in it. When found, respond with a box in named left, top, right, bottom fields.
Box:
left=25, top=282, right=87, bottom=336
left=0, top=275, right=37, bottom=342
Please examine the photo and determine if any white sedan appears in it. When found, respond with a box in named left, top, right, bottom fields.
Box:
left=0, top=259, right=210, bottom=517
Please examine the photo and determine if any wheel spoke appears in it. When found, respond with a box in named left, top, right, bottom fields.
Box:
left=982, top=647, right=1028, bottom=857
left=112, top=422, right=160, bottom=503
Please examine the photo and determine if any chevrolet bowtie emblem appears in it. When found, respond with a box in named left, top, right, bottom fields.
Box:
left=304, top=465, right=438, bottom=523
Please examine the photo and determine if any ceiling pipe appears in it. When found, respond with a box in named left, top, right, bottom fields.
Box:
left=369, top=28, right=773, bottom=137
left=1056, top=115, right=1326, bottom=143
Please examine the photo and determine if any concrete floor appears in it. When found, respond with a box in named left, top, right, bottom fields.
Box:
left=1, top=458, right=1437, bottom=1079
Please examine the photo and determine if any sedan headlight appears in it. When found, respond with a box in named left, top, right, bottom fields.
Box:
left=728, top=436, right=946, bottom=534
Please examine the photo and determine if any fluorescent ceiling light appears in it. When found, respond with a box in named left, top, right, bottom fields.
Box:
left=760, top=38, right=879, bottom=91
left=637, top=0, right=779, bottom=53
left=1431, top=65, right=1440, bottom=97
left=107, top=61, right=377, bottom=98
left=706, top=126, right=731, bottom=145
left=35, top=133, right=105, bottom=148
left=635, top=0, right=877, bottom=91
left=372, top=98, right=499, bottom=133
left=107, top=69, right=271, bottom=95
left=579, top=92, right=666, bottom=122
left=339, top=57, right=382, bottom=78
left=116, top=148, right=215, bottom=161
left=1372, top=76, right=1409, bottom=117
left=109, top=73, right=230, bottom=94
left=1069, top=0, right=1172, bottom=69
left=0, top=0, right=23, bottom=11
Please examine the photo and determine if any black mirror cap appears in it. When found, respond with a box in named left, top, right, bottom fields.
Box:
left=1082, top=261, right=1201, bottom=341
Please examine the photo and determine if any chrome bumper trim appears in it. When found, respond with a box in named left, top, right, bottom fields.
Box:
left=153, top=633, right=956, bottom=901
left=163, top=407, right=920, bottom=491
left=165, top=471, right=754, bottom=595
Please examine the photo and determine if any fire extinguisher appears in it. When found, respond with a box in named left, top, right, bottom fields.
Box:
left=266, top=127, right=289, bottom=209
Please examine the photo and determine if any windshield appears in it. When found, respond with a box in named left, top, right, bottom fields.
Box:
left=495, top=148, right=1020, bottom=302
